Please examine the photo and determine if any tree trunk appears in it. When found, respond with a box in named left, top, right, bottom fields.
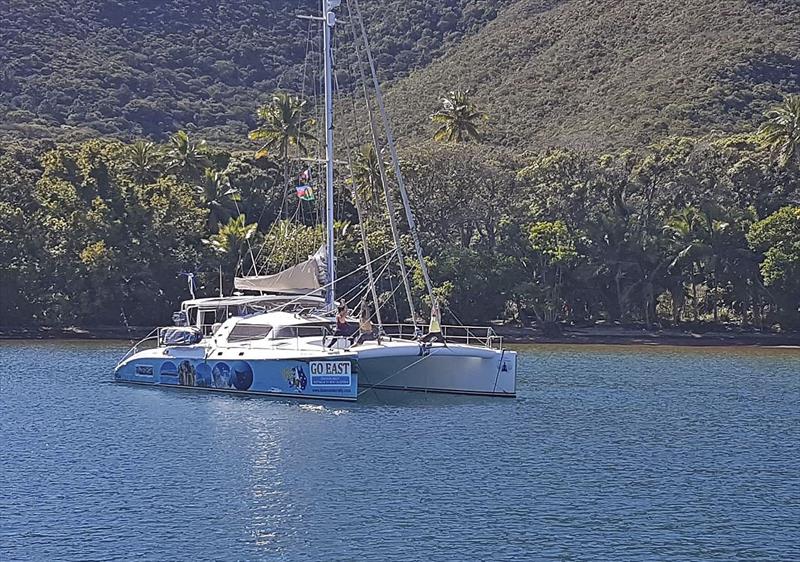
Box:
left=282, top=158, right=289, bottom=219
left=711, top=264, right=718, bottom=324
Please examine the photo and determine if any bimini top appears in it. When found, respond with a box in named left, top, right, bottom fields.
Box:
left=180, top=294, right=325, bottom=310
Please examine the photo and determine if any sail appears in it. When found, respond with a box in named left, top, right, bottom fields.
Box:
left=234, top=247, right=327, bottom=295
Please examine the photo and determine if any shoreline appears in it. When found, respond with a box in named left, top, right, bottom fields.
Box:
left=1, top=325, right=799, bottom=348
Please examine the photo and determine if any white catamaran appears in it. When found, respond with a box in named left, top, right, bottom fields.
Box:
left=114, top=0, right=517, bottom=401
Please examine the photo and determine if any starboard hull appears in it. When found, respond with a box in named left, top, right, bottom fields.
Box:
left=356, top=343, right=516, bottom=397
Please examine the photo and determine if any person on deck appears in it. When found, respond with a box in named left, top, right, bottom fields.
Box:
left=352, top=299, right=377, bottom=346
left=327, top=302, right=351, bottom=348
left=421, top=299, right=446, bottom=344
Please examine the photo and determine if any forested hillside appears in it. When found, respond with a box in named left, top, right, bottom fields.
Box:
left=386, top=0, right=800, bottom=149
left=1, top=1, right=799, bottom=333
left=0, top=0, right=512, bottom=143
left=3, top=0, right=798, bottom=149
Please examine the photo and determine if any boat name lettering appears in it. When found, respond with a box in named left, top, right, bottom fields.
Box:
left=309, top=361, right=352, bottom=386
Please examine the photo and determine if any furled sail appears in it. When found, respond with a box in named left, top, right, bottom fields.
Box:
left=234, top=247, right=327, bottom=295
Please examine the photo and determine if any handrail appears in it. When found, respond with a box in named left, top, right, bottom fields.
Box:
left=116, top=327, right=159, bottom=368
left=378, top=323, right=503, bottom=350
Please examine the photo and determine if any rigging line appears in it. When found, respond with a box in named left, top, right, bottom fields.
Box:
left=388, top=269, right=400, bottom=323
left=343, top=284, right=370, bottom=312
left=231, top=197, right=260, bottom=277
left=312, top=21, right=324, bottom=230
left=333, top=56, right=384, bottom=330
left=374, top=255, right=415, bottom=321
left=357, top=348, right=442, bottom=397
left=332, top=252, right=391, bottom=311
left=274, top=245, right=397, bottom=311
left=275, top=202, right=303, bottom=275
left=442, top=301, right=489, bottom=344
left=253, top=206, right=285, bottom=275
left=345, top=0, right=418, bottom=327
left=300, top=17, right=314, bottom=99
left=492, top=349, right=505, bottom=394
left=333, top=247, right=394, bottom=307
left=350, top=0, right=436, bottom=304
left=342, top=253, right=395, bottom=314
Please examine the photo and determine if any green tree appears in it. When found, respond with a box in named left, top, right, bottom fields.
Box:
left=759, top=95, right=800, bottom=168
left=523, top=220, right=579, bottom=330
left=164, top=130, right=209, bottom=180
left=205, top=215, right=259, bottom=284
left=248, top=92, right=316, bottom=214
left=747, top=206, right=800, bottom=328
left=350, top=144, right=385, bottom=215
left=431, top=90, right=485, bottom=143
left=124, top=140, right=161, bottom=185
left=664, top=207, right=736, bottom=323
left=196, top=169, right=239, bottom=232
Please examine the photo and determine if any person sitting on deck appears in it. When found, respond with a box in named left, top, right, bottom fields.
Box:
left=327, top=301, right=351, bottom=348
left=421, top=299, right=446, bottom=345
left=351, top=299, right=378, bottom=346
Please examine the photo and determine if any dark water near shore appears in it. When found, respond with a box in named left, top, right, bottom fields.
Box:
left=1, top=341, right=798, bottom=561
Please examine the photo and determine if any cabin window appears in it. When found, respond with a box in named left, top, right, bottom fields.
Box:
left=272, top=325, right=329, bottom=339
left=228, top=324, right=272, bottom=342
left=198, top=309, right=218, bottom=326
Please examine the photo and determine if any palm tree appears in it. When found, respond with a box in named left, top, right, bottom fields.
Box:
left=665, top=207, right=732, bottom=323
left=205, top=214, right=258, bottom=270
left=248, top=92, right=316, bottom=214
left=124, top=140, right=161, bottom=185
left=350, top=144, right=386, bottom=213
left=196, top=169, right=240, bottom=232
left=664, top=207, right=708, bottom=322
left=164, top=130, right=209, bottom=179
left=431, top=90, right=485, bottom=143
left=759, top=95, right=800, bottom=167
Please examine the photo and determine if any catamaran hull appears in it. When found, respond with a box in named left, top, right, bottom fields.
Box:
left=115, top=350, right=360, bottom=401
left=115, top=344, right=516, bottom=400
left=356, top=344, right=516, bottom=397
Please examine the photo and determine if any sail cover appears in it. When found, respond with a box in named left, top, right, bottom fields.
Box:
left=235, top=247, right=327, bottom=295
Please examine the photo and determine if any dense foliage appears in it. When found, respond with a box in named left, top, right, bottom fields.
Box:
left=0, top=0, right=512, bottom=143
left=2, top=105, right=799, bottom=330
left=1, top=0, right=799, bottom=330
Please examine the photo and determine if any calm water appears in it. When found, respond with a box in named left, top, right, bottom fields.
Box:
left=1, top=341, right=798, bottom=561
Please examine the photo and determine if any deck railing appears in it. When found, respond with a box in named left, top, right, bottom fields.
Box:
left=378, top=323, right=503, bottom=349
left=116, top=328, right=160, bottom=368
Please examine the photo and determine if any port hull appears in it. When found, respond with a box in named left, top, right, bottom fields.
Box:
left=115, top=351, right=359, bottom=401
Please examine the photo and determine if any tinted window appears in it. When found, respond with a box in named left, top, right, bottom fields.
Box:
left=273, top=325, right=329, bottom=339
left=228, top=324, right=272, bottom=342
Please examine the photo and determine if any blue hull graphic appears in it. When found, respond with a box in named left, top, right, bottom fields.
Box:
left=116, top=357, right=358, bottom=401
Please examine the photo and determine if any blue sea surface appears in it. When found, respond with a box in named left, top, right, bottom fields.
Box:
left=1, top=341, right=798, bottom=561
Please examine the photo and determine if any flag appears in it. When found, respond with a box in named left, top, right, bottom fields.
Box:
left=179, top=272, right=197, bottom=299
left=299, top=168, right=311, bottom=182
left=296, top=185, right=315, bottom=201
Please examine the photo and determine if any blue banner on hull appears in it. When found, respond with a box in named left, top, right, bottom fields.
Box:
left=119, top=357, right=358, bottom=400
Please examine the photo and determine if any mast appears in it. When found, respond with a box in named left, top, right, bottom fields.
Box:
left=322, top=0, right=338, bottom=310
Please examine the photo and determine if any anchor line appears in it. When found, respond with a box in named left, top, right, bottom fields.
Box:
left=492, top=349, right=505, bottom=394
left=356, top=347, right=441, bottom=397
